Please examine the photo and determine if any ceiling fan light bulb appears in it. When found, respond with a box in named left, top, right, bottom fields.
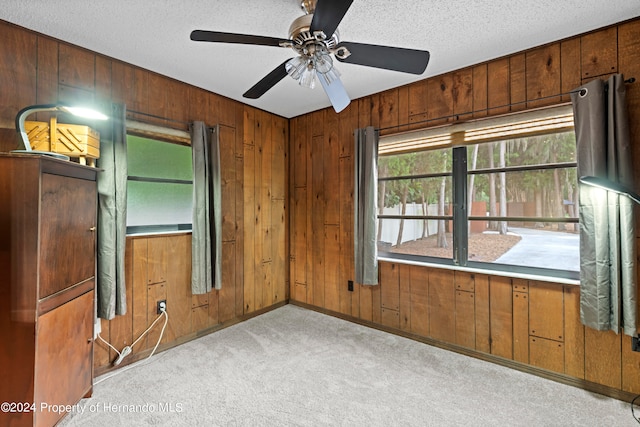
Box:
left=314, top=52, right=333, bottom=74
left=286, top=57, right=307, bottom=80
left=319, top=66, right=340, bottom=85
left=299, top=67, right=316, bottom=89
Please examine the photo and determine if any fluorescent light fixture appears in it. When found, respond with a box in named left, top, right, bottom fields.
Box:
left=14, top=103, right=108, bottom=160
left=579, top=175, right=640, bottom=205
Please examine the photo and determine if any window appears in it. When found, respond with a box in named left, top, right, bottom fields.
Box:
left=377, top=105, right=579, bottom=279
left=126, top=133, right=193, bottom=234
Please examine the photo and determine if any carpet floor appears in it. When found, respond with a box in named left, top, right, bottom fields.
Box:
left=59, top=304, right=635, bottom=426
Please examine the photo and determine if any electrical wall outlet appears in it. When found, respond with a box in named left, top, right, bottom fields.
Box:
left=348, top=280, right=354, bottom=292
left=157, top=300, right=167, bottom=314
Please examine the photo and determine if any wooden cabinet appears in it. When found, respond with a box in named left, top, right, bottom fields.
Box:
left=0, top=153, right=97, bottom=427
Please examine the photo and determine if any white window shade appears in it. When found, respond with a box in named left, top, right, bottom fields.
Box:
left=379, top=104, right=574, bottom=156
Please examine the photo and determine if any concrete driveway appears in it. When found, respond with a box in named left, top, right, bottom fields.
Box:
left=494, top=227, right=580, bottom=272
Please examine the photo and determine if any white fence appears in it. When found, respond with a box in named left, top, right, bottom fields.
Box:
left=379, top=203, right=442, bottom=246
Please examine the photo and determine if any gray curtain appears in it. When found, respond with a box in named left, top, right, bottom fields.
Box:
left=96, top=103, right=128, bottom=319
left=354, top=126, right=379, bottom=285
left=572, top=75, right=637, bottom=336
left=191, top=122, right=222, bottom=294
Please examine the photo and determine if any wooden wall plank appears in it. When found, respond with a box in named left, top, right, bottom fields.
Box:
left=409, top=266, right=429, bottom=336
left=584, top=328, right=622, bottom=389
left=188, top=85, right=209, bottom=122
left=379, top=88, right=399, bottom=133
left=35, top=36, right=58, bottom=111
left=0, top=21, right=36, bottom=131
left=509, top=54, right=526, bottom=112
left=529, top=281, right=563, bottom=341
left=243, top=143, right=255, bottom=313
left=358, top=94, right=380, bottom=128
left=219, top=241, right=237, bottom=322
left=108, top=238, right=134, bottom=361
left=560, top=38, right=581, bottom=102
left=472, top=64, right=488, bottom=118
left=165, top=234, right=192, bottom=342
left=380, top=262, right=400, bottom=311
left=272, top=198, right=286, bottom=305
left=399, top=264, right=412, bottom=331
left=324, top=225, right=340, bottom=312
left=489, top=276, right=513, bottom=359
left=258, top=110, right=272, bottom=266
left=293, top=187, right=307, bottom=287
left=452, top=68, right=473, bottom=120
left=563, top=285, right=584, bottom=378
left=381, top=308, right=400, bottom=329
left=474, top=274, right=491, bottom=353
left=311, top=135, right=325, bottom=307
left=324, top=111, right=340, bottom=225
left=427, top=74, right=454, bottom=125
left=58, top=43, right=95, bottom=91
left=408, top=80, right=428, bottom=117
left=512, top=291, right=529, bottom=364
left=192, top=306, right=209, bottom=332
left=428, top=269, right=455, bottom=343
left=530, top=337, right=564, bottom=373
left=622, top=335, right=640, bottom=394
left=95, top=56, right=112, bottom=104
left=359, top=284, right=373, bottom=322
left=340, top=155, right=355, bottom=316
left=487, top=58, right=510, bottom=115
left=397, top=86, right=410, bottom=133
left=221, top=126, right=237, bottom=242
left=455, top=290, right=476, bottom=349
left=526, top=44, right=561, bottom=108
left=147, top=237, right=167, bottom=285
left=581, top=26, right=618, bottom=80
left=131, top=238, right=149, bottom=352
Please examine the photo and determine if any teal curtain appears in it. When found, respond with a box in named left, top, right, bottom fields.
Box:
left=191, top=122, right=222, bottom=294
left=96, top=103, right=128, bottom=319
left=572, top=75, right=637, bottom=336
left=354, top=126, right=379, bottom=285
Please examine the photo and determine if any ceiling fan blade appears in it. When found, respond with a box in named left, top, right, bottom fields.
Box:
left=309, top=0, right=354, bottom=38
left=190, top=30, right=289, bottom=47
left=243, top=59, right=294, bottom=99
left=335, top=42, right=430, bottom=75
left=318, top=75, right=351, bottom=113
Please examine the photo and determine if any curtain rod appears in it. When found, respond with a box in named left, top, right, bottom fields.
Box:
left=378, top=76, right=635, bottom=133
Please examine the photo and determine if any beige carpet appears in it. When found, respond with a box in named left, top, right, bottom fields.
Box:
left=59, top=304, right=634, bottom=426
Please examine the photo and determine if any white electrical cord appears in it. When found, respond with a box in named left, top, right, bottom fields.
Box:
left=94, top=309, right=169, bottom=385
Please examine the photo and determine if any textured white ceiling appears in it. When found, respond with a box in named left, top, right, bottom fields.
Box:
left=2, top=1, right=640, bottom=118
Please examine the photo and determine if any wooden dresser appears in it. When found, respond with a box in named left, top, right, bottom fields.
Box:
left=0, top=153, right=97, bottom=427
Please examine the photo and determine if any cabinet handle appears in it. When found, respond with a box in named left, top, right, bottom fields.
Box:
left=89, top=227, right=96, bottom=232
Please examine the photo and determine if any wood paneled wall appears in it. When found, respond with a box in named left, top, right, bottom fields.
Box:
left=0, top=19, right=288, bottom=373
left=290, top=18, right=640, bottom=397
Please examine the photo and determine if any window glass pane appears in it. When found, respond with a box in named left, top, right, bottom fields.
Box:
left=379, top=147, right=452, bottom=178
left=378, top=218, right=453, bottom=260
left=468, top=132, right=576, bottom=169
left=468, top=220, right=579, bottom=271
left=381, top=176, right=452, bottom=214
left=468, top=168, right=578, bottom=220
left=126, top=181, right=192, bottom=227
left=127, top=135, right=193, bottom=180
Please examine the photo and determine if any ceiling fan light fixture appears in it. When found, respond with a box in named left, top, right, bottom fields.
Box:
left=286, top=56, right=308, bottom=80
left=318, top=65, right=340, bottom=85
left=298, top=65, right=317, bottom=89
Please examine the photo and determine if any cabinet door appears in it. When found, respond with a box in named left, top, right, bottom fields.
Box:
left=34, top=290, right=94, bottom=427
left=40, top=173, right=96, bottom=298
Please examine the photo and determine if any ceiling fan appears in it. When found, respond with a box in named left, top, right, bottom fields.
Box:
left=190, top=0, right=430, bottom=113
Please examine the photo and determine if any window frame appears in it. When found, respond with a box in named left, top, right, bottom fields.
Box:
left=377, top=104, right=579, bottom=281
left=125, top=121, right=193, bottom=235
